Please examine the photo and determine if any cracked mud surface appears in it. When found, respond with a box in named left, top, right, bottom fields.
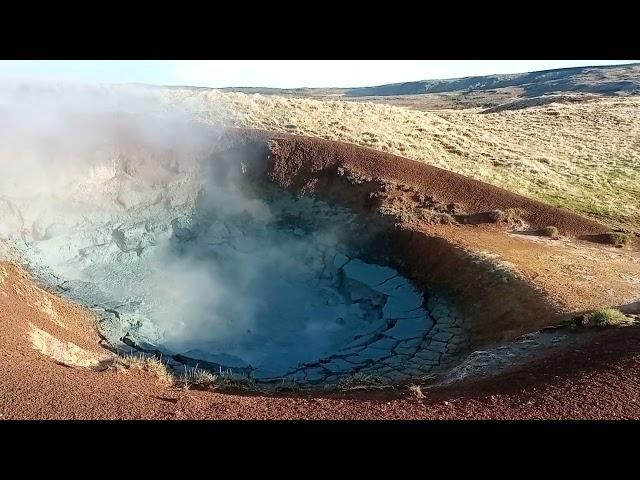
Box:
left=14, top=182, right=470, bottom=387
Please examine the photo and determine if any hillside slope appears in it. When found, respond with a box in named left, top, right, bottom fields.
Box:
left=344, top=63, right=640, bottom=97
left=159, top=89, right=640, bottom=229
left=209, top=63, right=640, bottom=110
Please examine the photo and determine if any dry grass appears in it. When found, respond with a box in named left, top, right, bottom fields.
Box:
left=335, top=372, right=388, bottom=391
left=539, top=226, right=560, bottom=238
left=160, top=89, right=640, bottom=229
left=118, top=355, right=255, bottom=390
left=470, top=250, right=521, bottom=285
left=119, top=353, right=174, bottom=386
left=213, top=372, right=258, bottom=391
left=176, top=364, right=218, bottom=389
left=274, top=379, right=302, bottom=393
left=408, top=384, right=426, bottom=399
left=602, top=232, right=631, bottom=247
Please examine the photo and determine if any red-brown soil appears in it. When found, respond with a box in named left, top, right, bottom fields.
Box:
left=241, top=129, right=612, bottom=236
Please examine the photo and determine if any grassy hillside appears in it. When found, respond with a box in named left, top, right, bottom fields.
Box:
left=160, top=89, right=640, bottom=230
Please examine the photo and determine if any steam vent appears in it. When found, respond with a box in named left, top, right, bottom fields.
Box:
left=4, top=110, right=637, bottom=391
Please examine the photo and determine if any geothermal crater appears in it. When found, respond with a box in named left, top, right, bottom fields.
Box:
left=20, top=181, right=466, bottom=386
left=152, top=191, right=454, bottom=384
left=5, top=123, right=468, bottom=388
left=7, top=118, right=621, bottom=390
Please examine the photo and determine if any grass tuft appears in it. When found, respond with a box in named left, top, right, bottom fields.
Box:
left=178, top=364, right=218, bottom=388
left=336, top=372, right=387, bottom=391
left=119, top=353, right=175, bottom=386
left=588, top=308, right=628, bottom=327
left=408, top=384, right=426, bottom=399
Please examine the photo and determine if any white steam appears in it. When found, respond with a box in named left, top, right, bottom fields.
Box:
left=0, top=83, right=359, bottom=371
left=0, top=82, right=425, bottom=380
left=0, top=82, right=261, bottom=345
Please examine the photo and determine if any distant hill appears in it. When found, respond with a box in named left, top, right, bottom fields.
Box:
left=343, top=63, right=640, bottom=97
left=216, top=63, right=640, bottom=98
left=212, top=63, right=640, bottom=111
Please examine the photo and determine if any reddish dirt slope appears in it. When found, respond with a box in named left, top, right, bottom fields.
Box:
left=250, top=130, right=640, bottom=340
left=237, top=129, right=612, bottom=237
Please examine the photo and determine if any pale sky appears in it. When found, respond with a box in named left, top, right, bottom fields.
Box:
left=0, top=60, right=637, bottom=89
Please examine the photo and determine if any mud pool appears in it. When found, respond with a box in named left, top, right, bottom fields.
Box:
left=11, top=181, right=470, bottom=386
left=0, top=105, right=470, bottom=387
